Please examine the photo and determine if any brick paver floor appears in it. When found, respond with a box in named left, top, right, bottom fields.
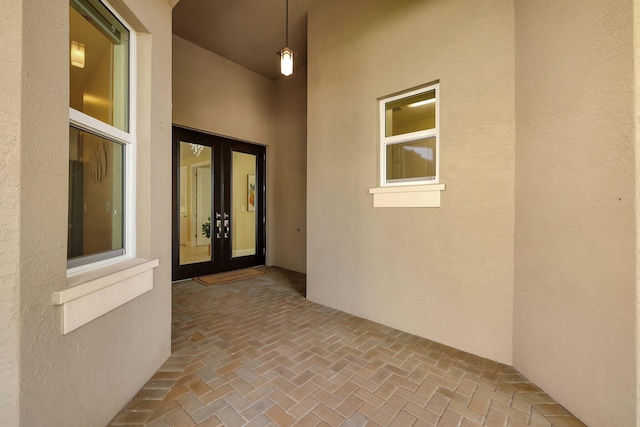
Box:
left=109, top=267, right=586, bottom=427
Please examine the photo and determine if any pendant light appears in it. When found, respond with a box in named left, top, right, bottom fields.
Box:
left=279, top=0, right=294, bottom=76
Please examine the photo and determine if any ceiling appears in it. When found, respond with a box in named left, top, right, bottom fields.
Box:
left=172, top=0, right=325, bottom=80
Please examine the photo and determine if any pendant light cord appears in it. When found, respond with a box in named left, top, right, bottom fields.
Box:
left=285, top=0, right=289, bottom=46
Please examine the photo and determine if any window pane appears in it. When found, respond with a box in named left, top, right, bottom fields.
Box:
left=68, top=126, right=125, bottom=263
left=178, top=141, right=212, bottom=265
left=232, top=151, right=257, bottom=259
left=385, top=89, right=436, bottom=137
left=69, top=0, right=129, bottom=132
left=386, top=137, right=437, bottom=183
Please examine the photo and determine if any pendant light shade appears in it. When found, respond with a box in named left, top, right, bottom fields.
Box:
left=71, top=41, right=85, bottom=68
left=280, top=0, right=293, bottom=77
left=280, top=47, right=294, bottom=77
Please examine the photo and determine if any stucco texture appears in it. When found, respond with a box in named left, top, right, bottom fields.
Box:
left=4, top=0, right=175, bottom=425
left=513, top=1, right=636, bottom=426
left=307, top=0, right=516, bottom=364
left=0, top=0, right=22, bottom=424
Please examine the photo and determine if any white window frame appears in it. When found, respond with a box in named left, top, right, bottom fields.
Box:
left=370, top=82, right=445, bottom=208
left=67, top=0, right=137, bottom=274
left=379, top=83, right=440, bottom=187
left=56, top=0, right=158, bottom=335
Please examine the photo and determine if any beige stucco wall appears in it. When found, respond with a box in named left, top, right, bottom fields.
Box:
left=636, top=3, right=640, bottom=424
left=172, top=35, right=275, bottom=145
left=0, top=0, right=22, bottom=424
left=173, top=35, right=307, bottom=273
left=0, top=0, right=175, bottom=425
left=307, top=0, right=515, bottom=364
left=272, top=68, right=307, bottom=273
left=513, top=1, right=636, bottom=426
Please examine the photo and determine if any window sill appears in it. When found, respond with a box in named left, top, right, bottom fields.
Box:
left=53, top=258, right=159, bottom=334
left=369, top=184, right=445, bottom=207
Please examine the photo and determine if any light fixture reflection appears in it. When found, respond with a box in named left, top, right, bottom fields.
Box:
left=71, top=41, right=85, bottom=69
left=407, top=98, right=436, bottom=108
left=190, top=143, right=204, bottom=157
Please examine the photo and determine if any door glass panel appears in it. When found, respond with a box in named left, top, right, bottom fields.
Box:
left=232, top=151, right=256, bottom=258
left=179, top=141, right=212, bottom=265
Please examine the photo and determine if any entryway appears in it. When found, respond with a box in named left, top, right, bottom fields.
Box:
left=172, top=125, right=266, bottom=281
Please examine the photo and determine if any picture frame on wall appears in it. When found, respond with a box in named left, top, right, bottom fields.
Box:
left=248, top=174, right=256, bottom=212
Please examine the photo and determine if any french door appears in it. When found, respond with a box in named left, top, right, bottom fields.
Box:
left=172, top=126, right=266, bottom=281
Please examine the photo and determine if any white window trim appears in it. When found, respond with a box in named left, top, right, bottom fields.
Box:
left=69, top=108, right=133, bottom=145
left=370, top=82, right=445, bottom=208
left=54, top=258, right=158, bottom=334
left=56, top=0, right=151, bottom=335
left=369, top=184, right=445, bottom=208
left=379, top=83, right=440, bottom=187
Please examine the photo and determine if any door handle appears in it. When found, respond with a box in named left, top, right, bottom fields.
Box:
left=215, top=212, right=222, bottom=239
left=223, top=212, right=230, bottom=239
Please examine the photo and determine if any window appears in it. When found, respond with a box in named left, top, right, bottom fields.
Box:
left=68, top=0, right=134, bottom=269
left=55, top=0, right=158, bottom=335
left=369, top=82, right=444, bottom=208
left=379, top=83, right=439, bottom=186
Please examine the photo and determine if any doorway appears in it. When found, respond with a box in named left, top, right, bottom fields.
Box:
left=172, top=126, right=266, bottom=281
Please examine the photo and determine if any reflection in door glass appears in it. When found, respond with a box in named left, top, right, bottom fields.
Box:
left=232, top=151, right=256, bottom=258
left=179, top=141, right=212, bottom=265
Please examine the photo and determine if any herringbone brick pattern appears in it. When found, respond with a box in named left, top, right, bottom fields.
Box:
left=109, top=267, right=586, bottom=427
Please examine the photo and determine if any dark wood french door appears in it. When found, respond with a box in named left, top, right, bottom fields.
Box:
left=172, top=126, right=266, bottom=281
